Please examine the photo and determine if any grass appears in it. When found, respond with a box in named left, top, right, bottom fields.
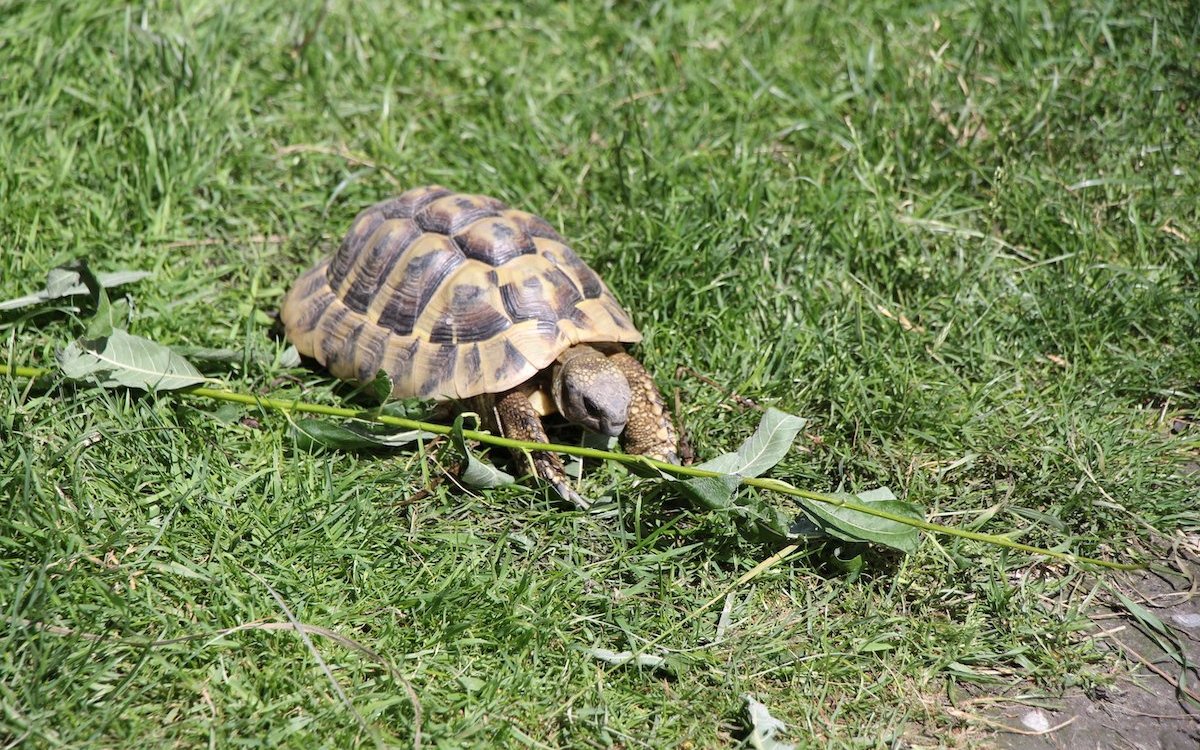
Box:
left=2, top=0, right=1198, bottom=747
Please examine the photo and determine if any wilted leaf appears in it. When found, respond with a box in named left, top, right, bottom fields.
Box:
left=58, top=328, right=205, bottom=391
left=0, top=266, right=151, bottom=311
left=278, top=345, right=302, bottom=369
left=743, top=695, right=796, bottom=750
left=292, top=418, right=435, bottom=451
left=461, top=451, right=516, bottom=488
left=450, top=414, right=515, bottom=489
left=584, top=647, right=671, bottom=672
left=793, top=486, right=922, bottom=554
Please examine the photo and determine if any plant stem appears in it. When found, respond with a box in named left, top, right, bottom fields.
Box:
left=3, top=364, right=1143, bottom=570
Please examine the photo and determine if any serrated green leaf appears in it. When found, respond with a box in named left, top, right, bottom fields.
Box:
left=58, top=328, right=205, bottom=391
left=694, top=408, right=805, bottom=477
left=796, top=487, right=922, bottom=554
left=449, top=414, right=515, bottom=489
left=292, top=418, right=436, bottom=451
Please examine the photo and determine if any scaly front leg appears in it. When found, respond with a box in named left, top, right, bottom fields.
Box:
left=492, top=386, right=588, bottom=508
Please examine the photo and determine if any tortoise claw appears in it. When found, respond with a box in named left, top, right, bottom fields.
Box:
left=551, top=479, right=592, bottom=510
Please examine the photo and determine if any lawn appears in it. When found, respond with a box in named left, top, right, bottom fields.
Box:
left=2, top=0, right=1198, bottom=747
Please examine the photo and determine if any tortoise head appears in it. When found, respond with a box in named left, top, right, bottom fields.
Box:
left=552, top=346, right=631, bottom=437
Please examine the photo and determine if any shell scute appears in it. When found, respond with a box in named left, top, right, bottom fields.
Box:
left=415, top=193, right=504, bottom=235
left=507, top=209, right=565, bottom=242
left=453, top=215, right=537, bottom=265
left=372, top=233, right=465, bottom=336
left=427, top=281, right=513, bottom=344
left=550, top=243, right=606, bottom=299
left=499, top=275, right=558, bottom=326
left=378, top=186, right=453, bottom=220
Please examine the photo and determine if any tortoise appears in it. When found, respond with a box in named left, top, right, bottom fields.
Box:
left=280, top=185, right=680, bottom=505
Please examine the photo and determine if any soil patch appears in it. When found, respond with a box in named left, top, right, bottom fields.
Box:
left=991, top=548, right=1200, bottom=749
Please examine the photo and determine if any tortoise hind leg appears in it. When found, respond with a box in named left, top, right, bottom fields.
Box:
left=491, top=387, right=589, bottom=508
left=607, top=351, right=683, bottom=464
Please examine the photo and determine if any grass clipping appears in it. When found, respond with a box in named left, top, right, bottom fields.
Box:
left=5, top=263, right=1141, bottom=570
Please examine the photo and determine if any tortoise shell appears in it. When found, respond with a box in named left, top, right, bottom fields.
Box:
left=280, top=186, right=642, bottom=401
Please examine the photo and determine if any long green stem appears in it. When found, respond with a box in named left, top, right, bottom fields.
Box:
left=4, top=364, right=1143, bottom=570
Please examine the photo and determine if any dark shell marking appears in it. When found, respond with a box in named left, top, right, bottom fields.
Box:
left=374, top=234, right=465, bottom=337
left=280, top=186, right=641, bottom=401
left=453, top=216, right=537, bottom=265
